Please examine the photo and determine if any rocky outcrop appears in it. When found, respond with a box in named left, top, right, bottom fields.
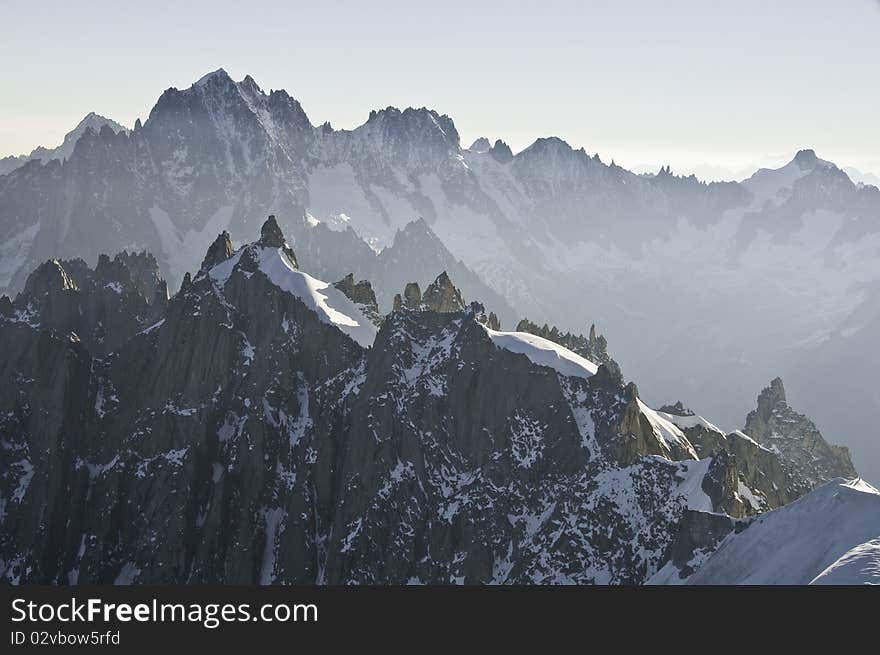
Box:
left=334, top=273, right=382, bottom=327
left=200, top=231, right=234, bottom=272
left=393, top=281, right=423, bottom=311
left=22, top=259, right=77, bottom=297
left=259, top=215, right=298, bottom=268
left=468, top=137, right=491, bottom=153
left=667, top=379, right=857, bottom=514
left=0, top=219, right=864, bottom=585
left=116, top=251, right=168, bottom=305
left=10, top=252, right=167, bottom=356
left=421, top=271, right=465, bottom=313
left=608, top=383, right=697, bottom=466
left=700, top=451, right=746, bottom=518
left=0, top=217, right=741, bottom=585
left=489, top=139, right=513, bottom=163
left=743, top=377, right=857, bottom=498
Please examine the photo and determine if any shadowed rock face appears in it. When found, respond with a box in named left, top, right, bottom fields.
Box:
left=0, top=217, right=864, bottom=585
left=2, top=72, right=878, bottom=497
left=200, top=231, right=234, bottom=272
left=333, top=273, right=382, bottom=328
left=11, top=252, right=167, bottom=356
left=260, top=215, right=298, bottom=268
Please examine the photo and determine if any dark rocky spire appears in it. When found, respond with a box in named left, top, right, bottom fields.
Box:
left=260, top=215, right=286, bottom=247
left=421, top=271, right=465, bottom=313
left=755, top=377, right=787, bottom=421
left=486, top=311, right=500, bottom=330
left=334, top=273, right=382, bottom=327
left=489, top=139, right=513, bottom=163
left=22, top=259, right=77, bottom=298
left=259, top=215, right=299, bottom=269
left=793, top=149, right=819, bottom=170
left=201, top=231, right=234, bottom=272
left=403, top=282, right=421, bottom=309
left=469, top=137, right=491, bottom=152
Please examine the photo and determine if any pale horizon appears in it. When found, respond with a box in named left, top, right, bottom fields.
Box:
left=2, top=0, right=880, bottom=179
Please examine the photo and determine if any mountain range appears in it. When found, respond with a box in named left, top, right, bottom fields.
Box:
left=1, top=69, right=879, bottom=583
left=0, top=112, right=127, bottom=177
left=1, top=215, right=875, bottom=584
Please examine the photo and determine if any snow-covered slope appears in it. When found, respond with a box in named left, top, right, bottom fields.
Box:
left=209, top=245, right=378, bottom=348
left=658, top=411, right=724, bottom=436
left=811, top=538, right=880, bottom=585
left=638, top=400, right=699, bottom=460
left=483, top=327, right=598, bottom=379
left=681, top=478, right=880, bottom=585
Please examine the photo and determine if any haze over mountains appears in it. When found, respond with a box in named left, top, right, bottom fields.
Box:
left=0, top=112, right=127, bottom=177
left=2, top=214, right=874, bottom=584
left=0, top=69, right=878, bottom=486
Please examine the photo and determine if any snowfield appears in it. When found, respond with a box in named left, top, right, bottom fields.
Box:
left=638, top=400, right=699, bottom=459
left=483, top=327, right=598, bottom=379
left=678, top=478, right=880, bottom=585
left=658, top=411, right=725, bottom=436
left=209, top=245, right=378, bottom=348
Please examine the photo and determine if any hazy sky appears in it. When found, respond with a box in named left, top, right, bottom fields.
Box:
left=2, top=0, right=878, bottom=178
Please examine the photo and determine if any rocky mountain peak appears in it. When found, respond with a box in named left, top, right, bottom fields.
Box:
left=260, top=215, right=286, bottom=247
left=524, top=136, right=573, bottom=157
left=744, top=377, right=857, bottom=497
left=238, top=74, right=262, bottom=95
left=9, top=252, right=168, bottom=355
left=399, top=281, right=422, bottom=310
left=1, top=227, right=873, bottom=584
left=259, top=215, right=299, bottom=268
left=489, top=139, right=513, bottom=163
left=362, top=106, right=461, bottom=153
left=658, top=401, right=695, bottom=417
left=755, top=376, right=787, bottom=420
left=94, top=253, right=130, bottom=282
left=793, top=148, right=819, bottom=170
left=421, top=271, right=465, bottom=313
left=469, top=137, right=491, bottom=153
left=392, top=273, right=467, bottom=314
left=334, top=273, right=382, bottom=327
left=116, top=251, right=168, bottom=305
left=22, top=259, right=78, bottom=298
left=194, top=68, right=232, bottom=88
left=471, top=302, right=501, bottom=330
left=201, top=230, right=235, bottom=272
left=74, top=111, right=127, bottom=136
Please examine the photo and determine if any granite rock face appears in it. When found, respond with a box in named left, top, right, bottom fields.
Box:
left=334, top=273, right=382, bottom=328
left=0, top=218, right=863, bottom=585
left=9, top=251, right=167, bottom=356
left=200, top=231, right=234, bottom=272
left=421, top=272, right=466, bottom=313
left=742, top=377, right=857, bottom=498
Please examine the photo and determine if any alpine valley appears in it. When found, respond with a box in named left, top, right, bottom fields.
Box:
left=1, top=70, right=879, bottom=585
